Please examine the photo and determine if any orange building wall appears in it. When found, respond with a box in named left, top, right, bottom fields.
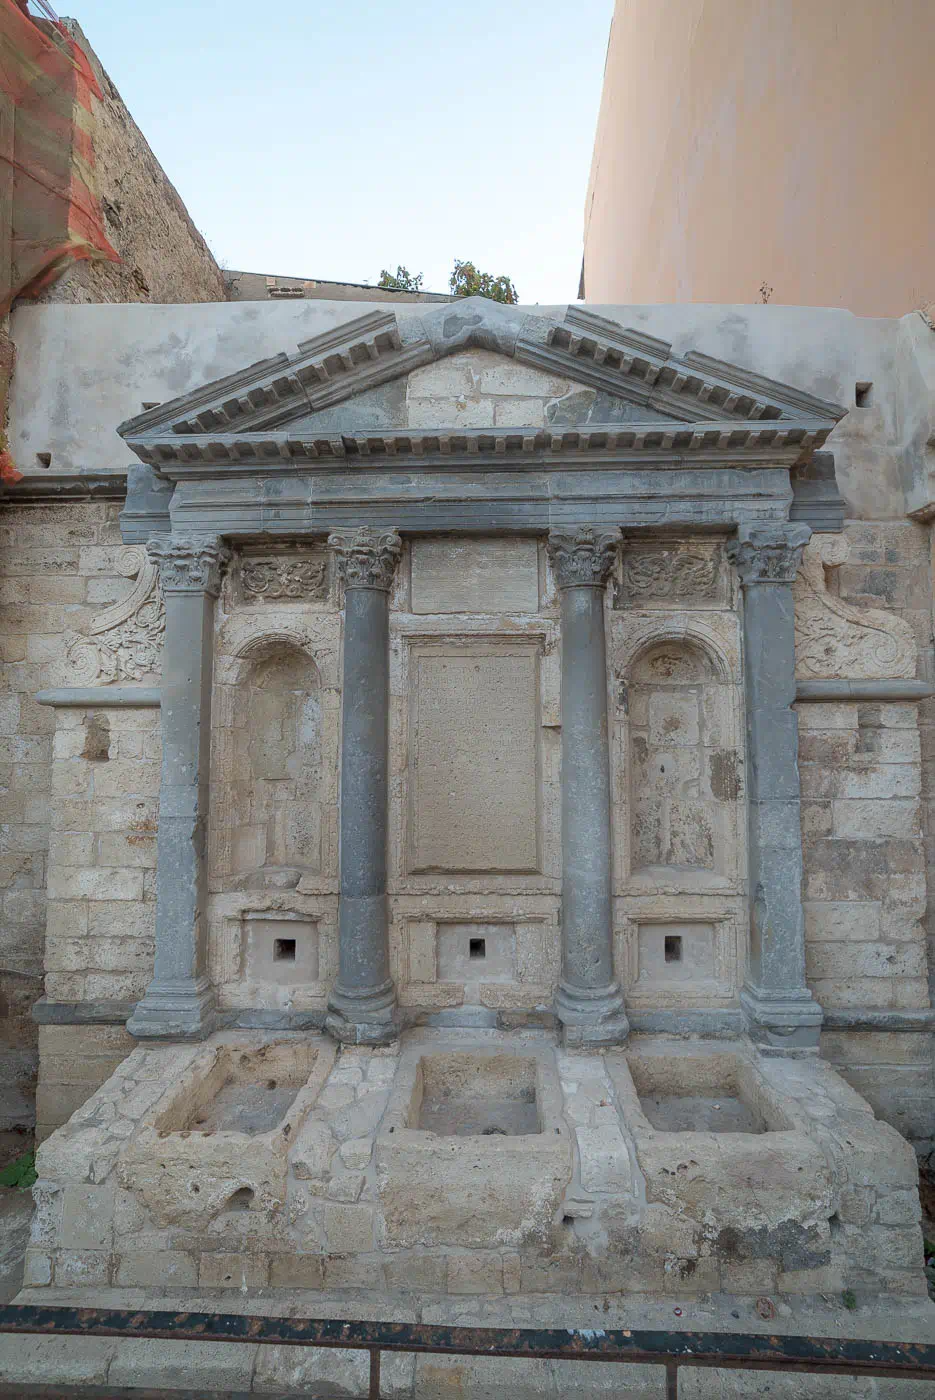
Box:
left=583, top=0, right=935, bottom=315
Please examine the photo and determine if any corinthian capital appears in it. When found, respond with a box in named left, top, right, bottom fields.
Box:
left=146, top=535, right=230, bottom=595
left=548, top=526, right=621, bottom=589
left=329, top=526, right=402, bottom=591
left=727, top=524, right=812, bottom=586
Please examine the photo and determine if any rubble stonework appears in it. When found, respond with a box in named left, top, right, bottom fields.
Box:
left=3, top=298, right=935, bottom=1315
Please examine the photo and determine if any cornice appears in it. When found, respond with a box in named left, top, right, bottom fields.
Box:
left=128, top=418, right=833, bottom=479
left=0, top=470, right=127, bottom=501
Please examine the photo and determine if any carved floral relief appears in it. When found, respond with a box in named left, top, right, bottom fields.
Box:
left=621, top=548, right=720, bottom=603
left=240, top=557, right=327, bottom=602
left=793, top=534, right=916, bottom=679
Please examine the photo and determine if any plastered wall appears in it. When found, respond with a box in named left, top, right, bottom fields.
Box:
left=583, top=0, right=935, bottom=316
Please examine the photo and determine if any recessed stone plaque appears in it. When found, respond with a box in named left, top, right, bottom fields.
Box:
left=409, top=644, right=540, bottom=872
left=437, top=922, right=517, bottom=999
left=410, top=538, right=539, bottom=614
left=243, top=914, right=319, bottom=984
left=635, top=921, right=715, bottom=988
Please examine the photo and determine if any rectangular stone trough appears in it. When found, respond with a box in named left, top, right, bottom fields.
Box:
left=606, top=1039, right=836, bottom=1272
left=119, top=1034, right=336, bottom=1226
left=375, top=1036, right=572, bottom=1248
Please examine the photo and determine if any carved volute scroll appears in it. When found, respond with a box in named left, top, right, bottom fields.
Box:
left=793, top=533, right=917, bottom=679
left=328, top=527, right=402, bottom=591
left=61, top=546, right=165, bottom=685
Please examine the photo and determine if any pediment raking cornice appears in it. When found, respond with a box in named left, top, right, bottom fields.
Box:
left=118, top=299, right=847, bottom=465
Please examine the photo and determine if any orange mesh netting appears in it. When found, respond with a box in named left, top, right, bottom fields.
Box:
left=0, top=1, right=120, bottom=482
left=0, top=0, right=118, bottom=315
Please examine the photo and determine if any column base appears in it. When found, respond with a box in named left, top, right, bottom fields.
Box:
left=555, top=979, right=630, bottom=1049
left=326, top=978, right=401, bottom=1047
left=741, top=983, right=823, bottom=1054
left=126, top=977, right=217, bottom=1041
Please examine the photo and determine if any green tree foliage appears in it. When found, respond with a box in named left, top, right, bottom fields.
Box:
left=0, top=1151, right=36, bottom=1190
left=449, top=259, right=518, bottom=304
left=377, top=265, right=423, bottom=292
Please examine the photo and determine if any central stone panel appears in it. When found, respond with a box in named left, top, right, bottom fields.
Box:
left=407, top=641, right=540, bottom=873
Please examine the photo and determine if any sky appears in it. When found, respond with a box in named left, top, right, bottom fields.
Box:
left=64, top=0, right=614, bottom=304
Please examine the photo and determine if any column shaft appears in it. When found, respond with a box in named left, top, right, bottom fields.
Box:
left=550, top=527, right=629, bottom=1048
left=560, top=584, right=615, bottom=987
left=127, top=535, right=228, bottom=1040
left=729, top=524, right=822, bottom=1051
left=326, top=528, right=401, bottom=1045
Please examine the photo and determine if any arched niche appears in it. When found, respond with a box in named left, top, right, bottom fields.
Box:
left=625, top=636, right=740, bottom=879
left=210, top=638, right=322, bottom=884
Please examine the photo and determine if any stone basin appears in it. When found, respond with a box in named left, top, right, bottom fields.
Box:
left=626, top=1046, right=774, bottom=1134
left=376, top=1033, right=572, bottom=1248
left=118, top=1032, right=335, bottom=1225
left=606, top=1038, right=835, bottom=1262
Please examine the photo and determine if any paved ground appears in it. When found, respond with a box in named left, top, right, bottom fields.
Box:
left=1, top=1286, right=933, bottom=1397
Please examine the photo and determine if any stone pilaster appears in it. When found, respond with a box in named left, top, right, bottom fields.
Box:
left=127, top=535, right=229, bottom=1040
left=326, top=527, right=402, bottom=1045
left=728, top=523, right=823, bottom=1051
left=549, top=527, right=629, bottom=1047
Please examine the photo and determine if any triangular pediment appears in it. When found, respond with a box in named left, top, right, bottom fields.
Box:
left=118, top=298, right=846, bottom=472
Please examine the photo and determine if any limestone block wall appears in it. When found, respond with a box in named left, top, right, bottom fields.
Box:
left=799, top=699, right=933, bottom=1141
left=0, top=500, right=135, bottom=1136
left=800, top=701, right=926, bottom=1010
left=794, top=518, right=935, bottom=1145
left=35, top=1024, right=134, bottom=1147
left=44, top=704, right=159, bottom=1004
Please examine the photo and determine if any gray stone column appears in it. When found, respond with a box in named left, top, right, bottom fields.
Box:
left=326, top=527, right=402, bottom=1045
left=127, top=535, right=229, bottom=1040
left=728, top=523, right=823, bottom=1051
left=549, top=527, right=629, bottom=1048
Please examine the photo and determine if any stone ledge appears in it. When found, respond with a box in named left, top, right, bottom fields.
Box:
left=795, top=679, right=935, bottom=703
left=32, top=1000, right=137, bottom=1027
left=626, top=1008, right=744, bottom=1035
left=0, top=470, right=128, bottom=501
left=35, top=688, right=161, bottom=709
left=822, top=1008, right=935, bottom=1032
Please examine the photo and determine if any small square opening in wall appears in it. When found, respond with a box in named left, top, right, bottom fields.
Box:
left=664, top=935, right=682, bottom=963
left=855, top=381, right=874, bottom=407
left=243, top=915, right=319, bottom=985
left=469, top=937, right=486, bottom=960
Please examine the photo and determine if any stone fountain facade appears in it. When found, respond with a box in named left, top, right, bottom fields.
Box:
left=5, top=297, right=934, bottom=1315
